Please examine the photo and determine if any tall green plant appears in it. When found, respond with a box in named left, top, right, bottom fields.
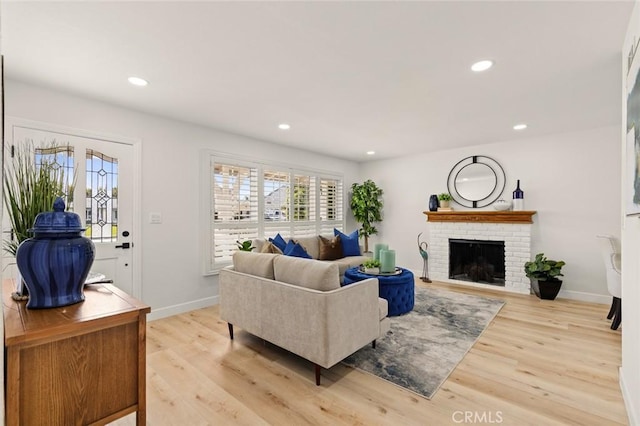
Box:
left=350, top=180, right=383, bottom=252
left=3, top=143, right=67, bottom=256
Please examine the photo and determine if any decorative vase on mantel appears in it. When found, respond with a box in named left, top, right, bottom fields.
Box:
left=512, top=180, right=524, bottom=211
left=428, top=194, right=439, bottom=212
left=16, top=197, right=96, bottom=309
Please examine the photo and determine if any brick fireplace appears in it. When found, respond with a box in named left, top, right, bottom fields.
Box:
left=423, top=211, right=536, bottom=294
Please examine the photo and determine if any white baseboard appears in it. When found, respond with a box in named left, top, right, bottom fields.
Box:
left=557, top=289, right=611, bottom=304
left=148, top=295, right=219, bottom=321
left=412, top=268, right=611, bottom=305
left=620, top=367, right=639, bottom=426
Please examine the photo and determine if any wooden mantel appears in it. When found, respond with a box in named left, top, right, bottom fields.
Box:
left=423, top=210, right=537, bottom=224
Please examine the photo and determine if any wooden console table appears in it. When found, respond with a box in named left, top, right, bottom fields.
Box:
left=3, top=279, right=150, bottom=425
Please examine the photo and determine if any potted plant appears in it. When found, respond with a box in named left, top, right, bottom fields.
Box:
left=236, top=240, right=255, bottom=252
left=362, top=258, right=381, bottom=275
left=3, top=142, right=70, bottom=296
left=350, top=180, right=383, bottom=253
left=437, top=193, right=452, bottom=209
left=524, top=253, right=566, bottom=300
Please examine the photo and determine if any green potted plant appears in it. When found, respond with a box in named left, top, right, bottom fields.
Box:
left=362, top=258, right=381, bottom=274
left=437, top=193, right=452, bottom=209
left=3, top=143, right=68, bottom=256
left=524, top=253, right=566, bottom=300
left=350, top=180, right=383, bottom=253
left=3, top=143, right=71, bottom=297
left=236, top=240, right=255, bottom=252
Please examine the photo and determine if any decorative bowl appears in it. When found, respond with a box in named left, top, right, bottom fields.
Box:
left=493, top=199, right=512, bottom=211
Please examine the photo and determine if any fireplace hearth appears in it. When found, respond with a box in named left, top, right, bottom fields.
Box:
left=424, top=211, right=535, bottom=294
left=449, top=239, right=505, bottom=286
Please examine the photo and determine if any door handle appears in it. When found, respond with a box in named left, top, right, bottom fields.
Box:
left=115, top=242, right=132, bottom=249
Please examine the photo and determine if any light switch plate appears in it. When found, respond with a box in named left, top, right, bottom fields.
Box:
left=149, top=212, right=162, bottom=224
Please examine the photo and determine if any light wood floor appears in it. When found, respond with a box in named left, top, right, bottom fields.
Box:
left=111, top=280, right=626, bottom=425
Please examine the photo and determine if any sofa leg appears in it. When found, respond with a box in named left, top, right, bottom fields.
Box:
left=314, top=364, right=321, bottom=386
left=228, top=323, right=234, bottom=340
left=372, top=340, right=376, bottom=349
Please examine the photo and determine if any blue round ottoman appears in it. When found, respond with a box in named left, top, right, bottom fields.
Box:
left=344, top=267, right=415, bottom=316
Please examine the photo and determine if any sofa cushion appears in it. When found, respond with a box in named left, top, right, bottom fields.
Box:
left=260, top=241, right=283, bottom=254
left=283, top=240, right=312, bottom=258
left=273, top=256, right=340, bottom=291
left=318, top=235, right=343, bottom=260
left=328, top=255, right=370, bottom=279
left=294, top=236, right=320, bottom=259
left=268, top=233, right=287, bottom=252
left=334, top=229, right=361, bottom=256
left=232, top=251, right=278, bottom=280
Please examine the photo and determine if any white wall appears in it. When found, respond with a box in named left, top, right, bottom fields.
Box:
left=360, top=126, right=621, bottom=301
left=622, top=3, right=640, bottom=424
left=4, top=79, right=361, bottom=319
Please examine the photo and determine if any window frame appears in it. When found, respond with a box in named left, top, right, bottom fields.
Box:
left=201, top=151, right=345, bottom=275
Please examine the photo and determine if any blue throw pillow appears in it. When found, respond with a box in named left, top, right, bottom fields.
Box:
left=283, top=240, right=312, bottom=259
left=334, top=228, right=360, bottom=256
left=268, top=233, right=287, bottom=252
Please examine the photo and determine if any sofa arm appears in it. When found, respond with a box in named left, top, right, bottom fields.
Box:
left=219, top=268, right=264, bottom=337
left=258, top=277, right=380, bottom=369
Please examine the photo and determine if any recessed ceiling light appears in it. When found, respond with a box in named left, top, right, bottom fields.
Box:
left=128, top=76, right=148, bottom=87
left=278, top=123, right=291, bottom=130
left=471, top=60, right=494, bottom=72
left=513, top=123, right=528, bottom=130
left=366, top=151, right=376, bottom=155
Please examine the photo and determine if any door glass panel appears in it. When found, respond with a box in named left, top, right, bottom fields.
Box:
left=85, top=149, right=118, bottom=242
left=34, top=145, right=75, bottom=209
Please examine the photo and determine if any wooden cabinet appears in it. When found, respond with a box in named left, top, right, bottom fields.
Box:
left=3, top=280, right=150, bottom=425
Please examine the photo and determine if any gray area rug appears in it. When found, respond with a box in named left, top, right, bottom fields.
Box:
left=342, top=286, right=505, bottom=399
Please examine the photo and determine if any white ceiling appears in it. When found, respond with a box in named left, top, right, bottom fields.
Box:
left=1, top=1, right=634, bottom=162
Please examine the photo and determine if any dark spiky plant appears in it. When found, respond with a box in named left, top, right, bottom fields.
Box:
left=350, top=180, right=383, bottom=253
left=3, top=143, right=67, bottom=256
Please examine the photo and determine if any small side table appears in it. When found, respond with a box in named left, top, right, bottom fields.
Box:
left=344, top=267, right=415, bottom=316
left=3, top=279, right=150, bottom=425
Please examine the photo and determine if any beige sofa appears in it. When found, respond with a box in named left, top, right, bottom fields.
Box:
left=253, top=235, right=370, bottom=280
left=219, top=251, right=390, bottom=385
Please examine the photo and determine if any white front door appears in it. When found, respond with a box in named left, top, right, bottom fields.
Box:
left=3, top=120, right=139, bottom=296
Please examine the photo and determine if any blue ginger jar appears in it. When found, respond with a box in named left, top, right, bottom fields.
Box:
left=16, top=197, right=95, bottom=309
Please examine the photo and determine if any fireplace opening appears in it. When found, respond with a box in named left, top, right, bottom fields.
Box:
left=449, top=239, right=505, bottom=286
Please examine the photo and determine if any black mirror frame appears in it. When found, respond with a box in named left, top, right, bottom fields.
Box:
left=447, top=155, right=506, bottom=208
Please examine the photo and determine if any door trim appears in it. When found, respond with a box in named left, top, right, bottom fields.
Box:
left=4, top=116, right=143, bottom=299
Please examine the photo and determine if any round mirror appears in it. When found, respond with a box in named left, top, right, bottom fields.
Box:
left=455, top=163, right=497, bottom=201
left=447, top=156, right=505, bottom=208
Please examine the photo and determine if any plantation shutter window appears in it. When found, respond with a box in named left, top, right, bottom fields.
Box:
left=263, top=170, right=289, bottom=222
left=210, top=160, right=259, bottom=270
left=319, top=177, right=343, bottom=235
left=205, top=153, right=345, bottom=274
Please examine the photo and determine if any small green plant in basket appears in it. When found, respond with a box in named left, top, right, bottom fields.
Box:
left=362, top=258, right=381, bottom=274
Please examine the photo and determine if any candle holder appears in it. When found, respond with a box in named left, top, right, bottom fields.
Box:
left=374, top=243, right=388, bottom=261
left=380, top=249, right=396, bottom=273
